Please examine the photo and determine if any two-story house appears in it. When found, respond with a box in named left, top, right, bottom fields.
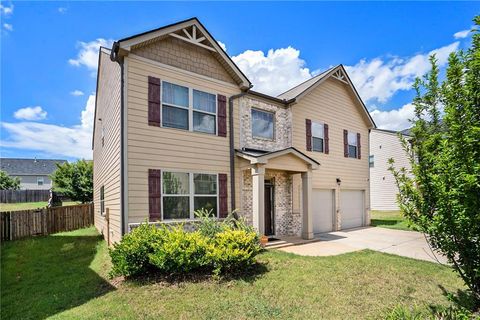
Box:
left=93, top=18, right=376, bottom=244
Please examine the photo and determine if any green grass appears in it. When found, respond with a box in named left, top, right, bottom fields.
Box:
left=1, top=227, right=465, bottom=320
left=370, top=210, right=416, bottom=231
left=0, top=201, right=80, bottom=212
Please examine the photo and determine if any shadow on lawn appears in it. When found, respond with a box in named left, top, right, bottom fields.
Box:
left=371, top=219, right=401, bottom=226
left=127, top=262, right=270, bottom=287
left=1, top=233, right=115, bottom=320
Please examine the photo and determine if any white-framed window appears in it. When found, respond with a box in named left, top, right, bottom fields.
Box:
left=161, top=81, right=217, bottom=135
left=251, top=109, right=274, bottom=140
left=312, top=122, right=324, bottom=153
left=37, top=176, right=44, bottom=186
left=348, top=131, right=358, bottom=158
left=369, top=155, right=374, bottom=168
left=100, top=185, right=105, bottom=215
left=162, top=171, right=218, bottom=220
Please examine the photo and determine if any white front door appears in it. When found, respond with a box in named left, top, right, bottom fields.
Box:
left=312, top=189, right=334, bottom=233
left=340, top=190, right=364, bottom=229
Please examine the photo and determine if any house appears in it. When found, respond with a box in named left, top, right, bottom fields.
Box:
left=369, top=128, right=412, bottom=211
left=0, top=158, right=67, bottom=190
left=93, top=18, right=376, bottom=243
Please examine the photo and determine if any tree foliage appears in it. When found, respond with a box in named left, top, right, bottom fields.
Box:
left=389, top=16, right=480, bottom=305
left=0, top=170, right=20, bottom=190
left=50, top=160, right=93, bottom=203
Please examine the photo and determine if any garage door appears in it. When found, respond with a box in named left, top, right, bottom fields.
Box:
left=340, top=190, right=364, bottom=229
left=312, top=189, right=334, bottom=233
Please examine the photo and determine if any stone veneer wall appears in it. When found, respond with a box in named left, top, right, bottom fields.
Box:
left=132, top=37, right=236, bottom=85
left=240, top=169, right=301, bottom=236
left=239, top=96, right=292, bottom=152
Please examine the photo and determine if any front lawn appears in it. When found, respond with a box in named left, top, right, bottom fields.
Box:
left=0, top=201, right=80, bottom=212
left=1, top=227, right=464, bottom=319
left=370, top=210, right=416, bottom=231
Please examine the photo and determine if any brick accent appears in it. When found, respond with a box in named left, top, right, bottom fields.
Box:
left=132, top=37, right=237, bottom=85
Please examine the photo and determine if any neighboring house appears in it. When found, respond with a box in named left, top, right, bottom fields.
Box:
left=369, top=128, right=412, bottom=211
left=0, top=158, right=67, bottom=190
left=93, top=18, right=376, bottom=243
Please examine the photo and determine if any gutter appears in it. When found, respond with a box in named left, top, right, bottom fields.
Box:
left=110, top=42, right=127, bottom=236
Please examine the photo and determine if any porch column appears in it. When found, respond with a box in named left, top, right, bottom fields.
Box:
left=301, top=168, right=314, bottom=239
left=251, top=164, right=265, bottom=235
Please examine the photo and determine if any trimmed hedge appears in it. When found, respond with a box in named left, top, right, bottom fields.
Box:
left=109, top=212, right=262, bottom=278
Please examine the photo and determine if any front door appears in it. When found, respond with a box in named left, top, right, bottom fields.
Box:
left=264, top=180, right=275, bottom=236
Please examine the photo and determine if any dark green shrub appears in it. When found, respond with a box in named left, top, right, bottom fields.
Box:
left=109, top=223, right=163, bottom=277
left=148, top=225, right=209, bottom=273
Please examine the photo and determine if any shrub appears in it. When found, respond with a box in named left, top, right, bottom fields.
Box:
left=109, top=223, right=162, bottom=277
left=208, top=228, right=261, bottom=275
left=148, top=225, right=209, bottom=273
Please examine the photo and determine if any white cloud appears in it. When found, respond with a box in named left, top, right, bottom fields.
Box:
left=13, top=106, right=47, bottom=121
left=2, top=95, right=95, bottom=159
left=345, top=42, right=459, bottom=103
left=0, top=3, right=13, bottom=15
left=454, top=29, right=470, bottom=39
left=3, top=23, right=12, bottom=31
left=69, top=38, right=113, bottom=73
left=58, top=7, right=67, bottom=14
left=70, top=90, right=84, bottom=96
left=370, top=103, right=415, bottom=131
left=217, top=41, right=227, bottom=52
left=232, top=46, right=312, bottom=96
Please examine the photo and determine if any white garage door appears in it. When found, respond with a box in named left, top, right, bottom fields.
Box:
left=312, top=189, right=334, bottom=233
left=340, top=190, right=364, bottom=229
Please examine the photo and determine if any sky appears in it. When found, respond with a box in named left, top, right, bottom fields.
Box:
left=1, top=1, right=478, bottom=161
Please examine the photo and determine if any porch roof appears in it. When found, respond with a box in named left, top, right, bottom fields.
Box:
left=236, top=147, right=319, bottom=170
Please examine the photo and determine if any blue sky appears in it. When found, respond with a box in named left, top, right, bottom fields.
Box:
left=1, top=1, right=478, bottom=161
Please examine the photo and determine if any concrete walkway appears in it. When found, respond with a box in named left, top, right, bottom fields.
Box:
left=279, top=227, right=447, bottom=264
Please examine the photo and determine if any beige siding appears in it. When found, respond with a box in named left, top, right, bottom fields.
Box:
left=126, top=55, right=241, bottom=224
left=370, top=129, right=411, bottom=211
left=291, top=78, right=372, bottom=225
left=93, top=51, right=122, bottom=243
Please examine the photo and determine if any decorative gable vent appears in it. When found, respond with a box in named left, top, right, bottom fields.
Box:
left=332, top=69, right=348, bottom=84
left=169, top=25, right=215, bottom=52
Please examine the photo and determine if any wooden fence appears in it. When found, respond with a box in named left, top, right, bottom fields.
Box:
left=0, top=203, right=94, bottom=241
left=0, top=189, right=50, bottom=203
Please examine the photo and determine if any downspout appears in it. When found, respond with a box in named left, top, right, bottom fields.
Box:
left=228, top=89, right=250, bottom=213
left=110, top=41, right=126, bottom=236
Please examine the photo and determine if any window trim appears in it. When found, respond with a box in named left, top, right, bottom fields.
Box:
left=347, top=131, right=358, bottom=159
left=369, top=155, right=374, bottom=168
left=251, top=108, right=275, bottom=141
left=100, top=185, right=105, bottom=216
left=161, top=170, right=219, bottom=221
left=37, top=176, right=44, bottom=186
left=311, top=121, right=325, bottom=153
left=160, top=80, right=218, bottom=135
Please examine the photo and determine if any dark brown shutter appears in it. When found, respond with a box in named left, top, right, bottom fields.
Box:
left=343, top=130, right=349, bottom=157
left=357, top=133, right=361, bottom=159
left=324, top=124, right=329, bottom=154
left=148, top=76, right=161, bottom=127
left=218, top=173, right=228, bottom=218
left=217, top=95, right=227, bottom=137
left=306, top=119, right=312, bottom=151
left=148, top=169, right=161, bottom=221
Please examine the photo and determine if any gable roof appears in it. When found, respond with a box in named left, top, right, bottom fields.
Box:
left=114, top=17, right=251, bottom=90
left=236, top=147, right=319, bottom=169
left=0, top=158, right=67, bottom=176
left=278, top=65, right=376, bottom=129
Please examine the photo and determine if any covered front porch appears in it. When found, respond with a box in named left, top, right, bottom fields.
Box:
left=236, top=147, right=319, bottom=240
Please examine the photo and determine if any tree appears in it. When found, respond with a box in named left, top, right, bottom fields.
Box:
left=50, top=160, right=93, bottom=203
left=0, top=170, right=20, bottom=190
left=389, top=16, right=480, bottom=306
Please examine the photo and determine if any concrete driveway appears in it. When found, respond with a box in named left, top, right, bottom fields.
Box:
left=279, top=227, right=447, bottom=264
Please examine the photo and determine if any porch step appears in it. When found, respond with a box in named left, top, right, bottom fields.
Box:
left=265, top=240, right=294, bottom=249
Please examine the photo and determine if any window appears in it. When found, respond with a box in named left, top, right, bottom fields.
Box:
left=347, top=131, right=358, bottom=158
left=312, top=122, right=324, bottom=152
left=161, top=82, right=216, bottom=134
left=162, top=171, right=218, bottom=220
left=369, top=155, right=374, bottom=168
left=37, top=177, right=44, bottom=186
left=252, top=109, right=274, bottom=140
left=100, top=186, right=105, bottom=215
